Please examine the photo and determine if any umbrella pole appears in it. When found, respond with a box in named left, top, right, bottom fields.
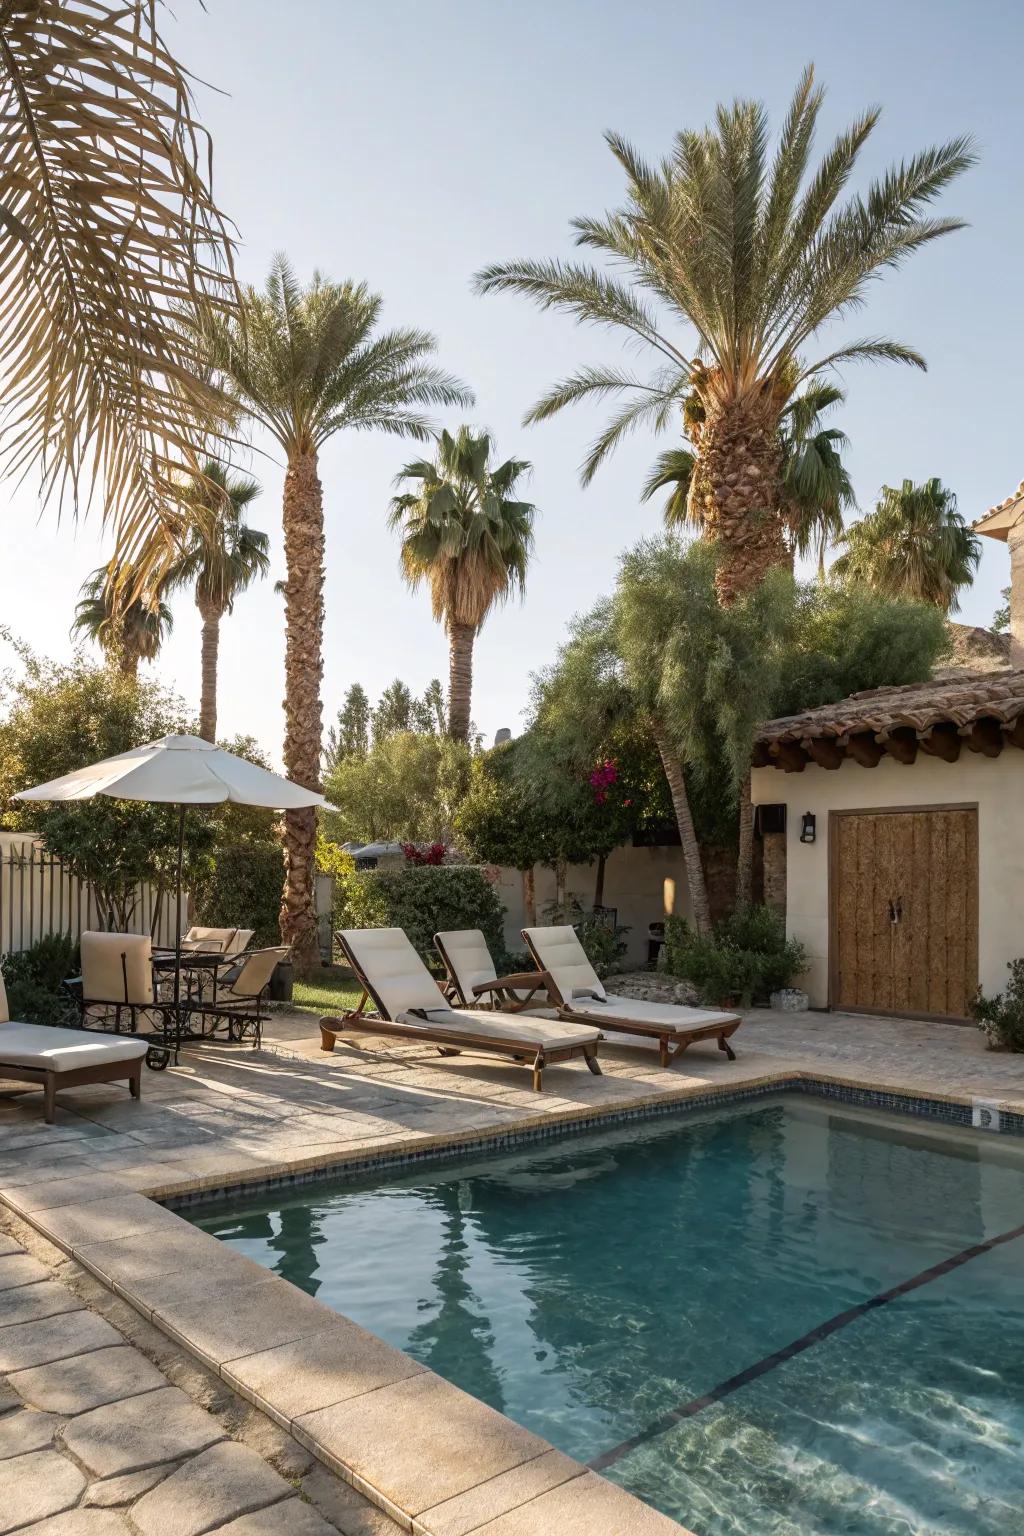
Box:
left=173, top=803, right=185, bottom=1062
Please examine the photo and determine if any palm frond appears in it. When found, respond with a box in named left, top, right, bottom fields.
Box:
left=640, top=448, right=697, bottom=528
left=473, top=258, right=686, bottom=364
left=0, top=0, right=237, bottom=574
left=523, top=365, right=675, bottom=425
left=477, top=72, right=973, bottom=490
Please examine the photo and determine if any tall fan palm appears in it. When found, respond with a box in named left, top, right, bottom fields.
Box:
left=72, top=566, right=173, bottom=679
left=643, top=383, right=855, bottom=575
left=832, top=479, right=980, bottom=612
left=165, top=462, right=269, bottom=743
left=0, top=1, right=236, bottom=574
left=388, top=429, right=535, bottom=742
left=200, top=256, right=471, bottom=964
left=476, top=66, right=974, bottom=604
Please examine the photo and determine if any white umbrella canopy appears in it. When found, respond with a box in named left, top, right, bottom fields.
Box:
left=15, top=734, right=334, bottom=811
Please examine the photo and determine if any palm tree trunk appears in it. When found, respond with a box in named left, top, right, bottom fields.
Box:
left=116, top=643, right=138, bottom=680
left=735, top=768, right=754, bottom=910
left=196, top=595, right=222, bottom=743
left=651, top=719, right=712, bottom=937
left=689, top=396, right=787, bottom=604
left=280, top=449, right=325, bottom=972
left=448, top=622, right=475, bottom=742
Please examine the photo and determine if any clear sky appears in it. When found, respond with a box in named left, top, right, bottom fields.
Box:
left=3, top=0, right=1021, bottom=762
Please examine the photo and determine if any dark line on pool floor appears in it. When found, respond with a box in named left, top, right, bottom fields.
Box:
left=589, top=1218, right=1024, bottom=1473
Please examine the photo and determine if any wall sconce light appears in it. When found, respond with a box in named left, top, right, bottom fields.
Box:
left=799, top=812, right=816, bottom=845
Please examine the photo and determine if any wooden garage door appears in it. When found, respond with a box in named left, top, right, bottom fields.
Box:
left=831, top=807, right=978, bottom=1019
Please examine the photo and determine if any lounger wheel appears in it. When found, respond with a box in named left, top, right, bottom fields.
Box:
left=145, top=1045, right=170, bottom=1071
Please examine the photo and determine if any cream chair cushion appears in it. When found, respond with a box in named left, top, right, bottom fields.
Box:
left=435, top=928, right=554, bottom=1012
left=522, top=926, right=608, bottom=1006
left=182, top=926, right=236, bottom=954
left=562, top=994, right=737, bottom=1029
left=0, top=1020, right=147, bottom=1071
left=81, top=932, right=153, bottom=1006
left=217, top=947, right=287, bottom=1006
left=340, top=928, right=448, bottom=1019
left=435, top=928, right=497, bottom=1002
left=394, top=1006, right=600, bottom=1051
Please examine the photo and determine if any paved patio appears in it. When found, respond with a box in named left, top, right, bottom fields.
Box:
left=0, top=1004, right=1020, bottom=1535
left=0, top=1210, right=393, bottom=1535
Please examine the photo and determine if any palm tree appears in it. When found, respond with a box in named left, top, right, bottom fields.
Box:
left=832, top=478, right=980, bottom=612
left=476, top=66, right=973, bottom=604
left=643, top=383, right=855, bottom=576
left=200, top=256, right=471, bottom=965
left=0, top=2, right=235, bottom=575
left=72, top=565, right=173, bottom=679
left=164, top=462, right=270, bottom=743
left=388, top=428, right=535, bottom=741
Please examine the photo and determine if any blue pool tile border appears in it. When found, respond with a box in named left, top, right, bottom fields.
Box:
left=164, top=1076, right=1024, bottom=1213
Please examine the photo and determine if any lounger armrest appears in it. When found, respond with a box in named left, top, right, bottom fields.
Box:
left=471, top=970, right=547, bottom=997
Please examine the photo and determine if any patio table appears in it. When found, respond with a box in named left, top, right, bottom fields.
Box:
left=151, top=949, right=237, bottom=1024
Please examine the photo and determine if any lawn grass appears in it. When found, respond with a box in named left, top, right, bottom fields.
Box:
left=290, top=967, right=363, bottom=1017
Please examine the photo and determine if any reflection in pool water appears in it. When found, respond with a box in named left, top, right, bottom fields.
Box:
left=193, top=1099, right=1024, bottom=1534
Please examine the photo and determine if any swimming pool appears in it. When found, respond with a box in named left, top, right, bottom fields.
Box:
left=192, top=1098, right=1024, bottom=1534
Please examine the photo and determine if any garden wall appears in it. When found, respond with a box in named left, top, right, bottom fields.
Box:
left=495, top=844, right=695, bottom=965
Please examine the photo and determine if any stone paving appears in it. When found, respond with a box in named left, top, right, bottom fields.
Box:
left=1, top=1003, right=1022, bottom=1535
left=0, top=1209, right=403, bottom=1535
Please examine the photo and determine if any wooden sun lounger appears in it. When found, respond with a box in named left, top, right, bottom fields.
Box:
left=322, top=928, right=603, bottom=1092
left=433, top=929, right=552, bottom=1014
left=521, top=926, right=741, bottom=1068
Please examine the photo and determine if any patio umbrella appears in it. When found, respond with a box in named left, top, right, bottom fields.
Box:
left=14, top=735, right=333, bottom=1023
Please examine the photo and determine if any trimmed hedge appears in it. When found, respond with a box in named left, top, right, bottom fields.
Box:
left=194, top=843, right=284, bottom=948
left=336, top=865, right=505, bottom=970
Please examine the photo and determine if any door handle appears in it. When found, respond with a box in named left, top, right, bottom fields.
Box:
left=888, top=897, right=903, bottom=924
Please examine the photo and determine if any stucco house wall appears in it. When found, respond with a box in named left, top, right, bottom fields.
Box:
left=751, top=752, right=1024, bottom=1008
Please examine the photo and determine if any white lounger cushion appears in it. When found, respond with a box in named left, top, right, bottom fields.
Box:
left=340, top=927, right=449, bottom=1018
left=435, top=928, right=503, bottom=1002
left=0, top=1021, right=148, bottom=1072
left=435, top=928, right=551, bottom=1011
left=560, top=994, right=737, bottom=1031
left=394, top=1006, right=600, bottom=1052
left=522, top=925, right=608, bottom=1005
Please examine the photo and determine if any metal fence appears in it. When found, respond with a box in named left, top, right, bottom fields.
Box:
left=0, top=845, right=180, bottom=955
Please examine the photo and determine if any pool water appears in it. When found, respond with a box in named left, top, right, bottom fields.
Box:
left=192, top=1099, right=1024, bottom=1534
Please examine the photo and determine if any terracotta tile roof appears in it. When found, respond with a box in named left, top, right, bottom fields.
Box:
left=753, top=670, right=1024, bottom=770
left=974, top=479, right=1024, bottom=539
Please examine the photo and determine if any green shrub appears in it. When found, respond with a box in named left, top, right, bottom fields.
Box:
left=971, top=960, right=1024, bottom=1051
left=663, top=907, right=807, bottom=1008
left=194, top=844, right=284, bottom=948
left=336, top=865, right=505, bottom=970
left=1, top=933, right=79, bottom=1026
